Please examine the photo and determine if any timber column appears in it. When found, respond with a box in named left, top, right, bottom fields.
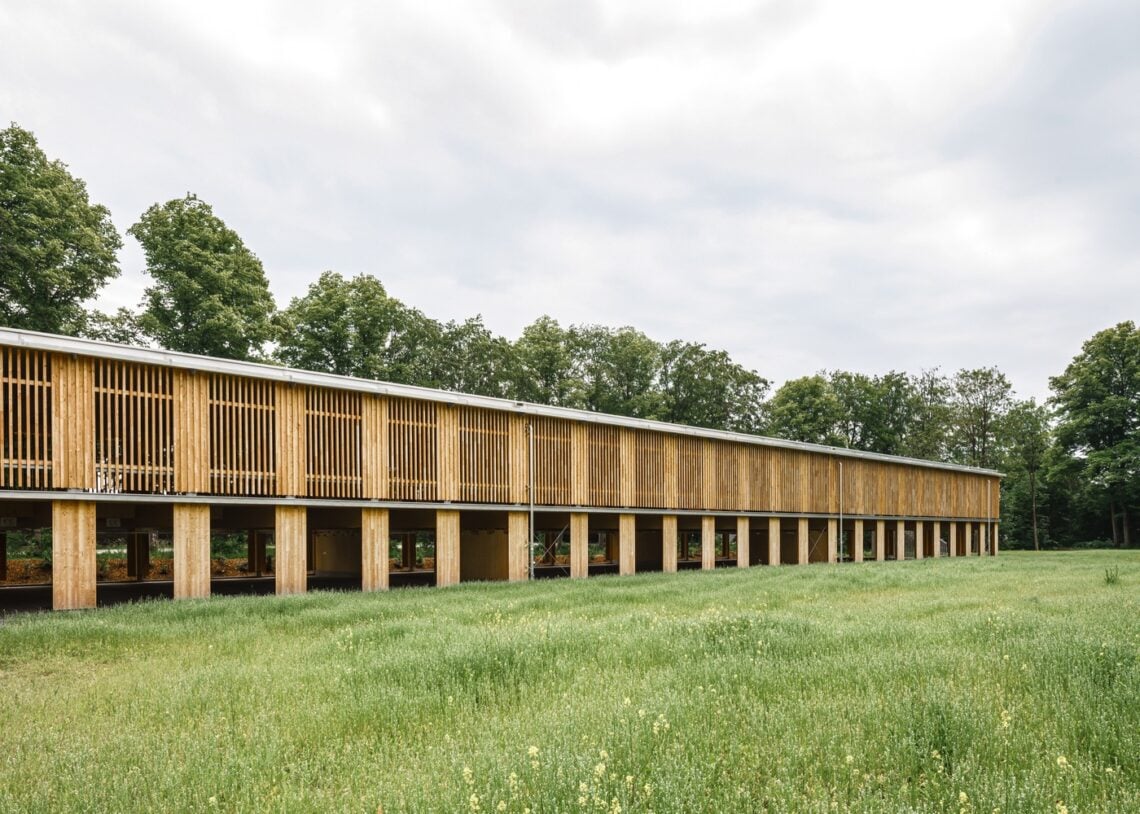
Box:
left=275, top=506, right=307, bottom=595
left=948, top=522, right=957, bottom=557
left=853, top=519, right=864, bottom=563
left=275, top=383, right=308, bottom=594
left=875, top=519, right=886, bottom=561
left=932, top=521, right=942, bottom=558
left=797, top=518, right=809, bottom=565
left=570, top=512, right=588, bottom=578
left=662, top=515, right=678, bottom=573
left=173, top=504, right=210, bottom=599
left=507, top=511, right=529, bottom=582
left=618, top=514, right=636, bottom=576
left=992, top=524, right=1000, bottom=556
left=736, top=517, right=750, bottom=568
left=768, top=517, right=780, bottom=565
left=827, top=518, right=838, bottom=563
left=52, top=501, right=96, bottom=610
left=896, top=519, right=906, bottom=560
left=915, top=520, right=925, bottom=560
left=435, top=510, right=460, bottom=586
left=701, top=516, right=716, bottom=570
left=361, top=507, right=389, bottom=591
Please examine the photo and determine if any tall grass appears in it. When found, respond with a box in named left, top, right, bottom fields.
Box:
left=1, top=551, right=1137, bottom=813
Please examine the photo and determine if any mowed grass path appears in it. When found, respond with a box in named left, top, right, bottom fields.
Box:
left=1, top=552, right=1137, bottom=813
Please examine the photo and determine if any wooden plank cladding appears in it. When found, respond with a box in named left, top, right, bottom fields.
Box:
left=0, top=332, right=1002, bottom=527
left=2, top=347, right=53, bottom=490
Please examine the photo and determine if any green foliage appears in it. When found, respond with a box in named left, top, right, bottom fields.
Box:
left=128, top=194, right=275, bottom=360
left=949, top=367, right=1013, bottom=469
left=0, top=123, right=121, bottom=334
left=510, top=316, right=584, bottom=407
left=0, top=552, right=1137, bottom=812
left=658, top=340, right=768, bottom=432
left=767, top=374, right=845, bottom=444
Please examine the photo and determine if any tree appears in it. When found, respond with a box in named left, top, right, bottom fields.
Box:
left=1050, top=321, right=1140, bottom=546
left=575, top=325, right=664, bottom=419
left=510, top=317, right=584, bottom=407
left=0, top=123, right=121, bottom=334
left=659, top=341, right=768, bottom=433
left=1004, top=399, right=1051, bottom=550
left=431, top=316, right=516, bottom=397
left=766, top=375, right=844, bottom=445
left=829, top=370, right=914, bottom=455
left=128, top=194, right=274, bottom=360
left=949, top=367, right=1012, bottom=468
left=275, top=271, right=441, bottom=385
left=904, top=369, right=952, bottom=461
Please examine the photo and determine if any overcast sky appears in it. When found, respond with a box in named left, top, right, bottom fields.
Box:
left=2, top=0, right=1137, bottom=399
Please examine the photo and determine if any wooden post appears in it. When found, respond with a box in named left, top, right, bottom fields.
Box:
left=896, top=519, right=906, bottom=560
left=768, top=517, right=780, bottom=565
left=915, top=520, right=925, bottom=560
left=737, top=517, right=750, bottom=568
left=797, top=517, right=809, bottom=565
left=932, top=521, right=942, bottom=558
left=949, top=522, right=957, bottom=557
left=52, top=500, right=97, bottom=610
left=173, top=503, right=210, bottom=599
left=507, top=511, right=529, bottom=581
left=853, top=519, right=864, bottom=563
left=571, top=424, right=588, bottom=505
left=361, top=507, right=389, bottom=591
left=570, top=512, right=588, bottom=578
left=992, top=524, right=999, bottom=557
left=875, top=519, right=886, bottom=561
left=435, top=509, right=460, bottom=586
left=618, top=513, right=636, bottom=575
left=827, top=518, right=838, bottom=563
left=701, top=515, right=716, bottom=570
left=275, top=505, right=307, bottom=595
left=963, top=522, right=973, bottom=555
left=662, top=515, right=678, bottom=572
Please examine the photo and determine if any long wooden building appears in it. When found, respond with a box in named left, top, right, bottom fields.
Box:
left=0, top=328, right=1000, bottom=611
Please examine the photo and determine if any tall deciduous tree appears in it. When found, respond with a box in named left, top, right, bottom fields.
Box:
left=129, top=194, right=274, bottom=360
left=511, top=317, right=584, bottom=408
left=766, top=375, right=844, bottom=445
left=1050, top=321, right=1139, bottom=546
left=949, top=367, right=1012, bottom=469
left=1005, top=399, right=1051, bottom=550
left=274, top=271, right=440, bottom=385
left=575, top=325, right=664, bottom=419
left=0, top=123, right=121, bottom=333
left=659, top=340, right=768, bottom=433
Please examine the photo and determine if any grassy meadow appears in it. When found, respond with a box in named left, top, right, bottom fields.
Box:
left=1, top=551, right=1137, bottom=813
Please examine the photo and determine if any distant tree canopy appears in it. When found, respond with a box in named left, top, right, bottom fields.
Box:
left=1, top=122, right=1135, bottom=549
left=0, top=123, right=121, bottom=334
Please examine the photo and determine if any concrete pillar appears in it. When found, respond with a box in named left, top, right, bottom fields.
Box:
left=619, top=513, right=636, bottom=576
left=853, top=519, right=864, bottom=563
left=173, top=503, right=210, bottom=600
left=949, top=522, right=957, bottom=557
left=52, top=500, right=97, bottom=610
left=896, top=519, right=906, bottom=560
left=768, top=517, right=780, bottom=565
left=435, top=509, right=460, bottom=587
left=507, top=511, right=529, bottom=581
left=827, top=518, right=838, bottom=563
left=570, top=512, right=588, bottom=578
left=701, top=516, right=716, bottom=570
left=915, top=520, right=925, bottom=560
left=875, top=519, right=885, bottom=562
left=737, top=517, right=750, bottom=568
left=361, top=508, right=389, bottom=591
left=275, top=505, right=307, bottom=595
left=932, top=521, right=942, bottom=558
left=797, top=518, right=809, bottom=565
left=662, top=515, right=678, bottom=573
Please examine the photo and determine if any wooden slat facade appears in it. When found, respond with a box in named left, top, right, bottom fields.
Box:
left=0, top=335, right=1002, bottom=517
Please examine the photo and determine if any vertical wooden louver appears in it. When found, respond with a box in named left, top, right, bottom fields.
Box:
left=209, top=374, right=276, bottom=495
left=532, top=416, right=571, bottom=505
left=459, top=407, right=510, bottom=503
left=306, top=386, right=362, bottom=498
left=388, top=398, right=438, bottom=501
left=587, top=424, right=620, bottom=507
left=93, top=360, right=173, bottom=493
left=1, top=348, right=53, bottom=489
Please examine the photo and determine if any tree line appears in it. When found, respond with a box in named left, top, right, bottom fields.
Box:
left=3, top=123, right=1136, bottom=549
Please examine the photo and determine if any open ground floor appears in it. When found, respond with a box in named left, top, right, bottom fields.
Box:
left=0, top=498, right=998, bottom=611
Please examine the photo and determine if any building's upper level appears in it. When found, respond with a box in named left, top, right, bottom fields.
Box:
left=0, top=328, right=1001, bottom=519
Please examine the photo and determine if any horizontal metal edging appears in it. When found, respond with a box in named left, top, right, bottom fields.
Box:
left=0, top=490, right=996, bottom=523
left=0, top=327, right=1003, bottom=478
